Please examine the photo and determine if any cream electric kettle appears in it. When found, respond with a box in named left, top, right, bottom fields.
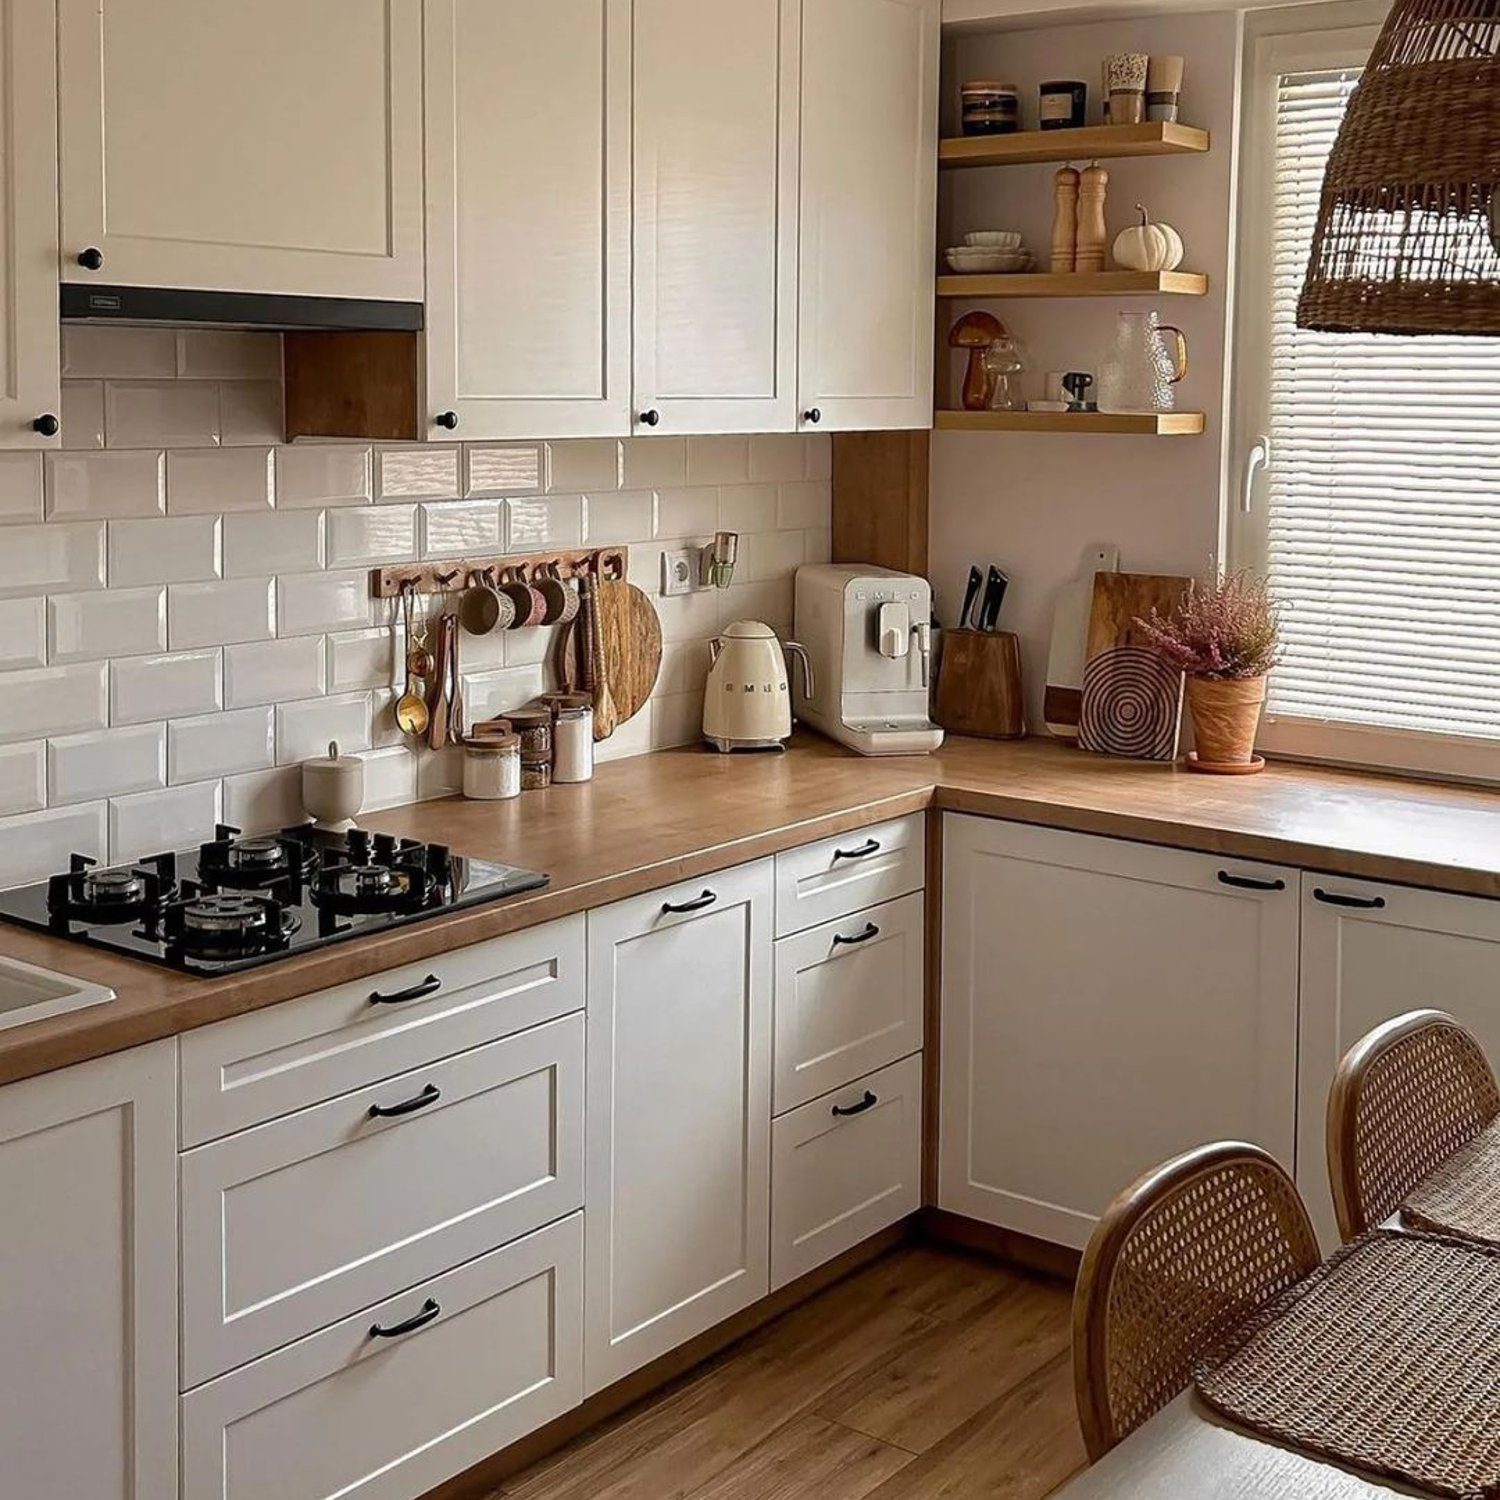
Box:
left=703, top=620, right=814, bottom=753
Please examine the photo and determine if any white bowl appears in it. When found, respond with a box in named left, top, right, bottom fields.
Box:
left=963, top=231, right=1023, bottom=250
left=945, top=248, right=1035, bottom=274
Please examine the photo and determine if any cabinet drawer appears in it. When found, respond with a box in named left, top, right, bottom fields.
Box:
left=182, top=1013, right=583, bottom=1387
left=774, top=814, right=924, bottom=936
left=771, top=1054, right=922, bottom=1291
left=773, top=892, right=924, bottom=1113
left=181, top=1213, right=583, bottom=1500
left=180, top=914, right=584, bottom=1145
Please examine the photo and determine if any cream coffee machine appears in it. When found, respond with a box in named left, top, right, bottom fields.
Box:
left=793, top=564, right=944, bottom=755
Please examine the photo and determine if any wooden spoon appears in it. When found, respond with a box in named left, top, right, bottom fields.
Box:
left=586, top=574, right=617, bottom=740
left=428, top=613, right=453, bottom=751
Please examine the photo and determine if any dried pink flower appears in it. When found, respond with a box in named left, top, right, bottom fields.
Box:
left=1134, top=571, right=1280, bottom=681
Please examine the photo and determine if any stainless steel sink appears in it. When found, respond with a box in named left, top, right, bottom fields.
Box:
left=0, top=956, right=115, bottom=1031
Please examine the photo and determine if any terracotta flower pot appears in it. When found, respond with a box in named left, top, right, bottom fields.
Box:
left=1185, top=675, right=1267, bottom=769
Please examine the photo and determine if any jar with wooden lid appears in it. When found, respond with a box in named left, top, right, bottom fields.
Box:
left=505, top=706, right=553, bottom=763
left=462, top=734, right=520, bottom=800
left=552, top=702, right=594, bottom=784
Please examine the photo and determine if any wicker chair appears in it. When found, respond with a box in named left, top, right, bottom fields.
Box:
left=1327, top=1008, right=1500, bottom=1241
left=1072, top=1141, right=1320, bottom=1461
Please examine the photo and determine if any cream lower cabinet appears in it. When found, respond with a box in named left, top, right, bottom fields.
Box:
left=939, top=814, right=1299, bottom=1250
left=585, top=859, right=773, bottom=1393
left=1297, top=872, right=1500, bottom=1245
left=0, top=1040, right=178, bottom=1500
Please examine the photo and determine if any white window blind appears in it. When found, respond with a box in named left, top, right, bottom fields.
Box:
left=1264, top=68, right=1500, bottom=744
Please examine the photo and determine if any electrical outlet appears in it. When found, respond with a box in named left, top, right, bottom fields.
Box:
left=661, top=547, right=701, bottom=597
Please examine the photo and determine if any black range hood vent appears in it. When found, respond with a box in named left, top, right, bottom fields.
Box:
left=60, top=283, right=423, bottom=332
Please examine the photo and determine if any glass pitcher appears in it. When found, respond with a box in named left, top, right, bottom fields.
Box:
left=1097, top=311, right=1188, bottom=413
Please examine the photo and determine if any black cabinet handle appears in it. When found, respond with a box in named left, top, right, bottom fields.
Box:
left=368, top=1083, right=441, bottom=1119
left=1313, top=888, right=1387, bottom=910
left=76, top=246, right=104, bottom=270
left=639, top=409, right=661, bottom=427
left=662, top=889, right=716, bottom=915
left=369, top=974, right=441, bottom=1005
left=832, top=838, right=881, bottom=862
left=32, top=413, right=59, bottom=437
left=832, top=1090, right=878, bottom=1118
left=1217, top=871, right=1287, bottom=892
left=803, top=407, right=822, bottom=425
left=434, top=410, right=459, bottom=430
left=370, top=1298, right=441, bottom=1339
left=833, top=923, right=880, bottom=948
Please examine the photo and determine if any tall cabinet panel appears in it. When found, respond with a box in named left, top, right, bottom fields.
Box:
left=424, top=0, right=632, bottom=440
left=797, top=0, right=939, bottom=432
left=632, top=0, right=800, bottom=435
left=57, top=0, right=423, bottom=299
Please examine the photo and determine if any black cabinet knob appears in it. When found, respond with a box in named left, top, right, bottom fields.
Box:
left=803, top=407, right=822, bottom=425
left=76, top=247, right=104, bottom=271
left=639, top=409, right=661, bottom=427
left=31, top=413, right=59, bottom=438
left=433, top=410, right=459, bottom=430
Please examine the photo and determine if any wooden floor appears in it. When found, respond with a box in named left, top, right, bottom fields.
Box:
left=494, top=1246, right=1087, bottom=1500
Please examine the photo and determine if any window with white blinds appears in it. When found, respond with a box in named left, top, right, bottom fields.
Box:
left=1239, top=47, right=1500, bottom=774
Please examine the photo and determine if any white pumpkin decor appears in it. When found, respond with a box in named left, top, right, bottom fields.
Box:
left=1112, top=204, right=1184, bottom=272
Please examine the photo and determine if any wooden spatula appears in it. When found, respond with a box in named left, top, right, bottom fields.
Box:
left=585, top=574, right=618, bottom=740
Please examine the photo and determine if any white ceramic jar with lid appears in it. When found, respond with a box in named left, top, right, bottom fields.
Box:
left=462, top=734, right=521, bottom=800
left=301, top=741, right=364, bottom=829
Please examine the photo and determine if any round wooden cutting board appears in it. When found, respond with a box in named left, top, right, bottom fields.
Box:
left=558, top=579, right=662, bottom=736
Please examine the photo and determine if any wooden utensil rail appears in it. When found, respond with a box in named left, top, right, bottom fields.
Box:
left=369, top=546, right=628, bottom=600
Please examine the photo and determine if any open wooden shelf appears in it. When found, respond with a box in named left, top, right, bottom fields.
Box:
left=937, top=269, right=1208, bottom=299
left=935, top=409, right=1206, bottom=435
left=940, top=122, right=1210, bottom=169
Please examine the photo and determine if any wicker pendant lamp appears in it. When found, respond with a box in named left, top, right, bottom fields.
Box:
left=1297, top=0, right=1499, bottom=335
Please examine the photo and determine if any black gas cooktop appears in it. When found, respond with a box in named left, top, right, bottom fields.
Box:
left=0, top=824, right=548, bottom=976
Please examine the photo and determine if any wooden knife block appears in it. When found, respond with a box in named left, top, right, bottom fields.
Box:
left=935, top=629, right=1026, bottom=739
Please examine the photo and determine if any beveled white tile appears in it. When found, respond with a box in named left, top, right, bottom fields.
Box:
left=176, top=330, right=282, bottom=380
left=46, top=448, right=165, bottom=520
left=168, top=447, right=274, bottom=514
left=0, top=743, right=46, bottom=817
left=109, top=516, right=220, bottom=586
left=659, top=639, right=714, bottom=697
left=0, top=598, right=47, bottom=671
left=105, top=380, right=220, bottom=448
left=718, top=482, right=778, bottom=533
left=585, top=490, right=656, bottom=545
left=327, top=628, right=397, bottom=693
left=506, top=495, right=583, bottom=551
left=60, top=381, right=105, bottom=450
left=805, top=433, right=832, bottom=482
left=421, top=500, right=502, bottom=557
left=651, top=690, right=702, bottom=750
left=465, top=443, right=543, bottom=497
left=110, top=650, right=221, bottom=725
left=461, top=665, right=547, bottom=722
left=49, top=587, right=166, bottom=664
left=49, top=723, right=166, bottom=805
left=277, top=444, right=371, bottom=509
left=219, top=382, right=284, bottom=446
left=222, top=510, right=323, bottom=577
left=62, top=326, right=176, bottom=380
left=275, top=692, right=371, bottom=765
left=376, top=446, right=461, bottom=501
left=777, top=480, right=831, bottom=530
left=168, top=707, right=275, bottom=784
left=0, top=452, right=44, bottom=523
left=415, top=744, right=462, bottom=800
left=369, top=690, right=404, bottom=749
left=0, top=663, right=108, bottom=744
left=748, top=433, right=807, bottom=483
left=621, top=436, right=687, bottom=492
left=168, top=578, right=275, bottom=649
left=504, top=624, right=555, bottom=668
left=359, top=746, right=416, bottom=811
left=805, top=526, right=831, bottom=565
left=743, top=529, right=806, bottom=582
left=656, top=486, right=718, bottom=539
left=224, top=636, right=325, bottom=708
left=109, top=780, right=221, bottom=864
left=276, top=569, right=372, bottom=636
left=655, top=589, right=720, bottom=644
left=546, top=439, right=619, bottom=494
left=326, top=505, right=416, bottom=567
left=222, top=765, right=302, bottom=835
left=0, top=802, right=107, bottom=889
left=686, top=435, right=749, bottom=486
left=719, top=577, right=793, bottom=635
left=593, top=709, right=652, bottom=765
left=0, top=522, right=106, bottom=598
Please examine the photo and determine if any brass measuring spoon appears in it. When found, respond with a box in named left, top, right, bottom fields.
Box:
left=394, top=582, right=431, bottom=739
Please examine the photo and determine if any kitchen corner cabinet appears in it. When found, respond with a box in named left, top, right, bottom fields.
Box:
left=939, top=815, right=1299, bottom=1250
left=585, top=860, right=773, bottom=1394
left=796, top=0, right=940, bottom=432
left=0, top=1040, right=178, bottom=1499
left=57, top=0, right=423, bottom=300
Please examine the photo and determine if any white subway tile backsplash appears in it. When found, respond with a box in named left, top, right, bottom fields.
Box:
left=49, top=723, right=166, bottom=805
left=718, top=483, right=778, bottom=533
left=777, top=480, right=832, bottom=531
left=593, top=709, right=651, bottom=765
left=0, top=744, right=46, bottom=817
left=223, top=510, right=322, bottom=577
left=111, top=650, right=221, bottom=725
left=0, top=663, right=108, bottom=744
left=621, top=437, right=687, bottom=492
left=176, top=330, right=282, bottom=381
left=686, top=435, right=749, bottom=486
left=358, top=746, right=417, bottom=812
left=168, top=578, right=276, bottom=650
left=49, top=587, right=166, bottom=664
left=377, top=446, right=461, bottom=501
left=466, top=443, right=543, bottom=496
left=59, top=381, right=106, bottom=450
left=62, top=326, right=175, bottom=380
left=276, top=444, right=371, bottom=509
left=805, top=433, right=832, bottom=482
left=0, top=453, right=44, bottom=523
left=656, top=486, right=718, bottom=539
left=748, top=433, right=807, bottom=483
left=222, top=765, right=303, bottom=834
left=105, top=380, right=220, bottom=448
left=46, top=448, right=165, bottom=520
left=0, top=599, right=47, bottom=671
left=654, top=589, right=720, bottom=644
left=586, top=490, right=656, bottom=545
left=369, top=690, right=404, bottom=750
left=276, top=569, right=371, bottom=636
left=415, top=744, right=462, bottom=800
left=462, top=666, right=547, bottom=723
left=805, top=526, right=831, bottom=565
left=506, top=495, right=583, bottom=550
left=0, top=521, right=106, bottom=597
left=0, top=802, right=107, bottom=887
left=420, top=499, right=502, bottom=557
left=109, top=516, right=220, bottom=586
left=651, top=691, right=702, bottom=750
left=168, top=707, right=275, bottom=784
left=224, top=636, right=325, bottom=709
left=219, top=382, right=284, bottom=446
left=326, top=505, right=416, bottom=567
left=546, top=440, right=619, bottom=494
left=109, top=780, right=221, bottom=864
left=168, top=447, right=274, bottom=514
left=327, top=628, right=397, bottom=693
left=276, top=693, right=371, bottom=765
left=744, top=528, right=806, bottom=582
left=720, top=577, right=793, bottom=635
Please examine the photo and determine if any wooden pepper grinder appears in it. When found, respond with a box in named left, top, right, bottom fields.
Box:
left=1076, top=161, right=1109, bottom=272
left=1050, top=165, right=1080, bottom=273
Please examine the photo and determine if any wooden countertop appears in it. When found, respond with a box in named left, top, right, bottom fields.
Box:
left=0, top=733, right=1497, bottom=1087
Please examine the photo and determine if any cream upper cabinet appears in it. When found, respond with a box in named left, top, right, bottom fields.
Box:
left=0, top=0, right=60, bottom=447
left=796, top=0, right=939, bottom=432
left=631, top=0, right=800, bottom=435
left=0, top=1041, right=178, bottom=1499
left=57, top=0, right=423, bottom=300
left=423, top=0, right=632, bottom=440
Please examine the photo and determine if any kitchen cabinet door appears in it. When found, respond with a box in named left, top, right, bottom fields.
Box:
left=796, top=0, right=939, bottom=432
left=1298, top=873, right=1500, bottom=1245
left=585, top=860, right=773, bottom=1393
left=631, top=0, right=800, bottom=435
left=0, top=0, right=60, bottom=448
left=0, top=1041, right=177, bottom=1499
left=424, top=0, right=632, bottom=440
left=57, top=0, right=423, bottom=300
left=939, top=815, right=1299, bottom=1250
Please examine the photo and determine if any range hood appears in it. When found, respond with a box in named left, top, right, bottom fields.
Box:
left=60, top=283, right=423, bottom=332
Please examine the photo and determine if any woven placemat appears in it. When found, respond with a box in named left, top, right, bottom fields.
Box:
left=1194, top=1230, right=1500, bottom=1500
left=1404, top=1117, right=1500, bottom=1244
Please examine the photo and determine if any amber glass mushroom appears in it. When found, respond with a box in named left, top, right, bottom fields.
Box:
left=949, top=310, right=1007, bottom=410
